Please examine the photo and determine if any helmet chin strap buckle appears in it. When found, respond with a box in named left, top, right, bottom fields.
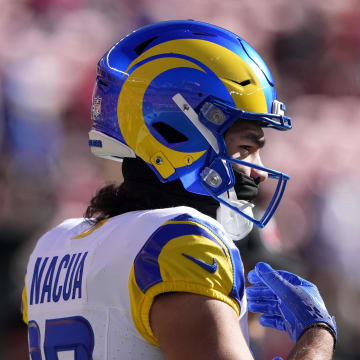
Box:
left=216, top=188, right=254, bottom=241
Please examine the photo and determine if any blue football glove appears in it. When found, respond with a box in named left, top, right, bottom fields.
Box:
left=246, top=262, right=337, bottom=343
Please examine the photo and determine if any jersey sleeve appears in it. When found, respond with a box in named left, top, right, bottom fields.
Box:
left=128, top=213, right=245, bottom=346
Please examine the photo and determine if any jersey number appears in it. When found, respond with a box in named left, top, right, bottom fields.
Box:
left=28, top=316, right=94, bottom=359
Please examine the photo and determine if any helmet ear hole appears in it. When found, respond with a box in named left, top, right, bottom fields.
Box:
left=153, top=122, right=188, bottom=143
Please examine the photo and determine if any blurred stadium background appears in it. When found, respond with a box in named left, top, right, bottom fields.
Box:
left=1, top=0, right=360, bottom=358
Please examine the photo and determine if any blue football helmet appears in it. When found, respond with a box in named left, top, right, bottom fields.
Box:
left=89, top=20, right=291, bottom=238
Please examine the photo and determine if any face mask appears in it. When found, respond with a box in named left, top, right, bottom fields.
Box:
left=217, top=172, right=258, bottom=241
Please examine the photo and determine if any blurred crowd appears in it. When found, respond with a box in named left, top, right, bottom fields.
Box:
left=1, top=0, right=360, bottom=358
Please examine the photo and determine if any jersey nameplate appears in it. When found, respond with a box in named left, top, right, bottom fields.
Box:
left=29, top=251, right=88, bottom=306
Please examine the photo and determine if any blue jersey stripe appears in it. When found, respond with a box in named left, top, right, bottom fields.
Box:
left=134, top=219, right=223, bottom=292
left=176, top=214, right=245, bottom=306
left=133, top=214, right=245, bottom=307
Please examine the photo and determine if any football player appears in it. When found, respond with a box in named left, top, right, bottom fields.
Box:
left=22, top=20, right=336, bottom=359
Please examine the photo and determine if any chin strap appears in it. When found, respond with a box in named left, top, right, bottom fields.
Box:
left=216, top=188, right=254, bottom=241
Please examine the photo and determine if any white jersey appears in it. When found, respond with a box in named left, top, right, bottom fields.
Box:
left=22, top=206, right=248, bottom=359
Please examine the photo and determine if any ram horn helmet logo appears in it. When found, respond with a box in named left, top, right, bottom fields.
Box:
left=92, top=97, right=102, bottom=118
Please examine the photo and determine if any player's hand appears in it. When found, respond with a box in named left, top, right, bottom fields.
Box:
left=246, top=262, right=337, bottom=343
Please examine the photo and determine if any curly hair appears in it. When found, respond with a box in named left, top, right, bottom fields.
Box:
left=84, top=182, right=153, bottom=224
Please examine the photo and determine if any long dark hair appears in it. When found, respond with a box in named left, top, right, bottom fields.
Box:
left=84, top=158, right=220, bottom=224
left=84, top=182, right=143, bottom=224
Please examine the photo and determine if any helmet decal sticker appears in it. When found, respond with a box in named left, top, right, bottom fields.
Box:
left=91, top=96, right=102, bottom=120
